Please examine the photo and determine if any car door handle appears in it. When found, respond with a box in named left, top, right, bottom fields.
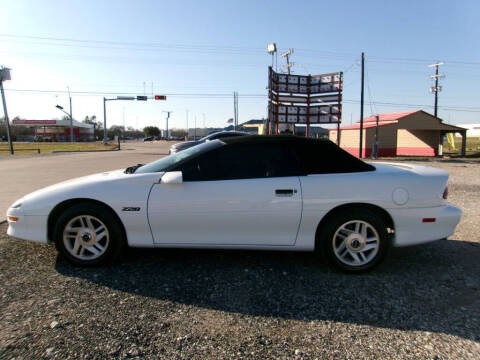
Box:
left=275, top=189, right=296, bottom=196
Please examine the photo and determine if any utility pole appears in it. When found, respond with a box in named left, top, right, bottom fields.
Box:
left=359, top=52, right=365, bottom=159
left=103, top=97, right=107, bottom=144
left=202, top=113, right=206, bottom=129
left=185, top=109, right=189, bottom=140
left=122, top=106, right=126, bottom=140
left=428, top=62, right=444, bottom=118
left=233, top=92, right=237, bottom=131
left=281, top=49, right=294, bottom=74
left=234, top=92, right=239, bottom=130
left=68, top=87, right=73, bottom=142
left=373, top=114, right=379, bottom=159
left=0, top=67, right=13, bottom=154
left=194, top=115, right=197, bottom=139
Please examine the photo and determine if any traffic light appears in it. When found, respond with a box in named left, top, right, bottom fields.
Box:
left=136, top=96, right=148, bottom=101
left=154, top=95, right=167, bottom=100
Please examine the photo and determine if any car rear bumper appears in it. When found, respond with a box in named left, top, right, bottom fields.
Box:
left=389, top=204, right=462, bottom=247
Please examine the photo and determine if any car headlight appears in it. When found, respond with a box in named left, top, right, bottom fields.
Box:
left=11, top=201, right=23, bottom=209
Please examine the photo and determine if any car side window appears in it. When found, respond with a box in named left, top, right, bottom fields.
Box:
left=175, top=143, right=301, bottom=181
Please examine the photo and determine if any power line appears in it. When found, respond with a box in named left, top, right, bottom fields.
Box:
left=4, top=88, right=480, bottom=112
left=2, top=34, right=480, bottom=67
left=365, top=59, right=377, bottom=116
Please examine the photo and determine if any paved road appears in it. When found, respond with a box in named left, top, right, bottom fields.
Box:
left=0, top=141, right=174, bottom=217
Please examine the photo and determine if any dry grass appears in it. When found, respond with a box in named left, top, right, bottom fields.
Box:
left=443, top=136, right=480, bottom=155
left=0, top=142, right=118, bottom=155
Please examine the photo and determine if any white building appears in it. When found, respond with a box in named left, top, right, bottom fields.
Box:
left=455, top=124, right=480, bottom=137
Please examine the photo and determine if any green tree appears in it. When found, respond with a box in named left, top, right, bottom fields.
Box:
left=107, top=125, right=124, bottom=139
left=83, top=115, right=97, bottom=124
left=170, top=128, right=187, bottom=138
left=143, top=126, right=160, bottom=137
left=83, top=115, right=104, bottom=140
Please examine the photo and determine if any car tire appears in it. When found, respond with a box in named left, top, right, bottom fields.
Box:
left=318, top=209, right=391, bottom=273
left=53, top=203, right=125, bottom=266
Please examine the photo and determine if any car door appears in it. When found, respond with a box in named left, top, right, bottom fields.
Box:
left=147, top=142, right=302, bottom=246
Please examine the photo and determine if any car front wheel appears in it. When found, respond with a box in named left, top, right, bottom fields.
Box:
left=53, top=203, right=125, bottom=266
left=319, top=209, right=390, bottom=273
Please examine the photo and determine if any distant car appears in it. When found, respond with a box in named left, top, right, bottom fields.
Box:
left=169, top=131, right=248, bottom=154
left=7, top=135, right=461, bottom=272
left=143, top=137, right=154, bottom=142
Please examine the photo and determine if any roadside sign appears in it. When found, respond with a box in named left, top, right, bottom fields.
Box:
left=267, top=67, right=343, bottom=135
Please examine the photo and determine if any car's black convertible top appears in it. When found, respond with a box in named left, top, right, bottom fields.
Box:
left=221, top=135, right=375, bottom=174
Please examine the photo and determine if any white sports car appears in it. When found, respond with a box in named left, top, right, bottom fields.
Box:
left=6, top=136, right=462, bottom=272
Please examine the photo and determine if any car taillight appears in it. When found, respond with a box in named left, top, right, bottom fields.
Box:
left=443, top=187, right=448, bottom=199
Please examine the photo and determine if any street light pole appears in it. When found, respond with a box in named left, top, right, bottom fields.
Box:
left=185, top=109, right=189, bottom=140
left=162, top=111, right=172, bottom=139
left=68, top=87, right=73, bottom=142
left=0, top=68, right=13, bottom=154
left=103, top=96, right=136, bottom=145
left=103, top=97, right=107, bottom=144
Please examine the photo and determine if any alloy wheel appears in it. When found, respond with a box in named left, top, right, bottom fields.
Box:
left=62, top=215, right=110, bottom=261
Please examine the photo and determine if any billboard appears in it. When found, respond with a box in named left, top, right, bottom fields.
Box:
left=268, top=67, right=343, bottom=135
left=271, top=73, right=341, bottom=94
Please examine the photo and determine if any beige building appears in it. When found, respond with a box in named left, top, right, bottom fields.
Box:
left=329, top=110, right=467, bottom=157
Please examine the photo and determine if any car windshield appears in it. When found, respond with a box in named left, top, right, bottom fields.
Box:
left=199, top=132, right=220, bottom=141
left=135, top=140, right=223, bottom=174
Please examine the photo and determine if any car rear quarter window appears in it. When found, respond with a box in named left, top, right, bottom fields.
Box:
left=295, top=141, right=375, bottom=174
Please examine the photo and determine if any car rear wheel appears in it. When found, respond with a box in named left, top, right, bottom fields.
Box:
left=53, top=203, right=125, bottom=266
left=319, top=209, right=390, bottom=273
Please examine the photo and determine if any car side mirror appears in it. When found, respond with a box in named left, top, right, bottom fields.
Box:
left=161, top=171, right=183, bottom=184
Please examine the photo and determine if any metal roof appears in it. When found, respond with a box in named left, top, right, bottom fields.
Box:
left=333, top=110, right=466, bottom=132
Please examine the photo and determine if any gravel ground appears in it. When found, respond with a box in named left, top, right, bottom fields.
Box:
left=1, top=159, right=479, bottom=359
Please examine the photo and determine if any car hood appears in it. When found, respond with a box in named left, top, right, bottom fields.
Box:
left=16, top=169, right=162, bottom=215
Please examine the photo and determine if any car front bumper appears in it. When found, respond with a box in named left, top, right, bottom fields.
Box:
left=389, top=204, right=462, bottom=247
left=6, top=206, right=49, bottom=243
